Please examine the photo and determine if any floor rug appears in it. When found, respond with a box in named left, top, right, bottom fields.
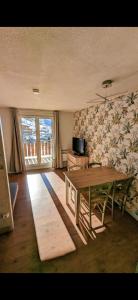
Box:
left=27, top=174, right=76, bottom=261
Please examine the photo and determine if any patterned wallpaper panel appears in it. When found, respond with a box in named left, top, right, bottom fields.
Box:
left=73, top=92, right=138, bottom=214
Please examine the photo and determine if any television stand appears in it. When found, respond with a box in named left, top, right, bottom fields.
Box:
left=73, top=151, right=84, bottom=156
left=67, top=151, right=88, bottom=170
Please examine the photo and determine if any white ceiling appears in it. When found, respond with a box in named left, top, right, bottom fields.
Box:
left=0, top=27, right=138, bottom=111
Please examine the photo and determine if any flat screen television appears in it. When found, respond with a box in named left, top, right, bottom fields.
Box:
left=72, top=137, right=86, bottom=156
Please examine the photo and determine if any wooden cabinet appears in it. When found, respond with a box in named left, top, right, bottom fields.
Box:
left=67, top=151, right=88, bottom=170
left=61, top=149, right=71, bottom=168
left=0, top=118, right=14, bottom=234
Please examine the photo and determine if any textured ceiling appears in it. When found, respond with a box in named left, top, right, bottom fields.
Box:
left=0, top=27, right=138, bottom=111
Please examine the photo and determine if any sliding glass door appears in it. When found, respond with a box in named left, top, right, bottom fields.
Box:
left=38, top=117, right=53, bottom=167
left=20, top=116, right=54, bottom=170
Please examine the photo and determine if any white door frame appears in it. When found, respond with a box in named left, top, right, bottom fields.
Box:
left=19, top=114, right=54, bottom=171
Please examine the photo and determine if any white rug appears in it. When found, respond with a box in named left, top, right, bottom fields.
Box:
left=27, top=174, right=76, bottom=261
left=45, top=172, right=106, bottom=244
left=45, top=172, right=87, bottom=244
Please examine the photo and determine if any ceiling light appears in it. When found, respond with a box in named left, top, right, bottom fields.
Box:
left=32, top=88, right=40, bottom=94
left=102, top=80, right=113, bottom=88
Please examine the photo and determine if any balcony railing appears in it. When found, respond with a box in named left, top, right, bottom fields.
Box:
left=23, top=140, right=53, bottom=158
left=24, top=140, right=53, bottom=166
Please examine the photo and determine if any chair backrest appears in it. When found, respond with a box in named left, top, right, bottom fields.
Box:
left=114, top=177, right=134, bottom=194
left=89, top=181, right=114, bottom=200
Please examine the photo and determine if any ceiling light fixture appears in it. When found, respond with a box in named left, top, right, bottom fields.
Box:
left=102, top=79, right=113, bottom=88
left=32, top=88, right=40, bottom=94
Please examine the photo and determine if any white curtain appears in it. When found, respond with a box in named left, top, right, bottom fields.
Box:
left=10, top=108, right=25, bottom=173
left=53, top=111, right=63, bottom=168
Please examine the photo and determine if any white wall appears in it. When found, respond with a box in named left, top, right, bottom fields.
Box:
left=0, top=108, right=12, bottom=171
left=59, top=111, right=74, bottom=150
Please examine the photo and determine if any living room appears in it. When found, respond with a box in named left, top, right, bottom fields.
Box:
left=0, top=27, right=138, bottom=273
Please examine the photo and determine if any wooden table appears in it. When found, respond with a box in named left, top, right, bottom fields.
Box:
left=64, top=166, right=131, bottom=225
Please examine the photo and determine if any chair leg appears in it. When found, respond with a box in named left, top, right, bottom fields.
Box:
left=111, top=185, right=115, bottom=220
left=122, top=195, right=127, bottom=216
left=111, top=198, right=114, bottom=219
left=89, top=187, right=92, bottom=229
left=101, top=200, right=107, bottom=225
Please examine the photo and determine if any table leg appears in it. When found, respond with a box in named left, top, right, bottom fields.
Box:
left=65, top=177, right=70, bottom=206
left=75, top=189, right=80, bottom=225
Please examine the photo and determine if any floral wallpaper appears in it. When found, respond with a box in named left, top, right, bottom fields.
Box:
left=73, top=92, right=138, bottom=219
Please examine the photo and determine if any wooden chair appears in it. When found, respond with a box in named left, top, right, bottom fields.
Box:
left=114, top=177, right=134, bottom=215
left=79, top=182, right=114, bottom=237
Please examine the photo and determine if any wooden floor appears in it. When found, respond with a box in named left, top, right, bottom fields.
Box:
left=0, top=168, right=138, bottom=273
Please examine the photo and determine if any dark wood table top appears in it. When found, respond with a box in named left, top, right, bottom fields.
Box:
left=64, top=166, right=131, bottom=190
